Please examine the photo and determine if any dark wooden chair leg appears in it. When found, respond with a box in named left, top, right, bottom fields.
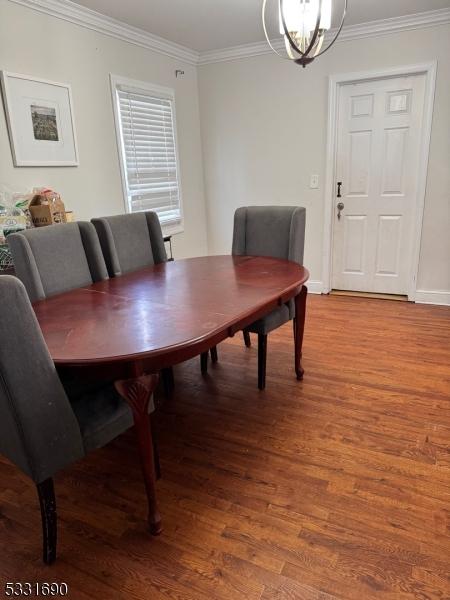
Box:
left=294, top=285, right=308, bottom=380
left=161, top=367, right=174, bottom=397
left=36, top=478, right=57, bottom=565
left=258, top=333, right=267, bottom=390
left=200, top=352, right=208, bottom=374
left=243, top=330, right=251, bottom=348
left=210, top=346, right=218, bottom=363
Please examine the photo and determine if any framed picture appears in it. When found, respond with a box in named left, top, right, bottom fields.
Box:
left=0, top=71, right=79, bottom=166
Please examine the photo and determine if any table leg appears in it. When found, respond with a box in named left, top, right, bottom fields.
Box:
left=114, top=373, right=162, bottom=535
left=294, top=285, right=308, bottom=380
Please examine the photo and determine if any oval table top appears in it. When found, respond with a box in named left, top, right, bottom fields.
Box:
left=33, top=255, right=309, bottom=367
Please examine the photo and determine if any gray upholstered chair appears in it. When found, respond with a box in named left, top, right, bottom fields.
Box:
left=0, top=275, right=156, bottom=564
left=7, top=222, right=108, bottom=302
left=232, top=206, right=306, bottom=389
left=92, top=212, right=218, bottom=376
left=91, top=212, right=167, bottom=278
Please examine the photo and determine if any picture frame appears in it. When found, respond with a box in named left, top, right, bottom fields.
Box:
left=0, top=71, right=79, bottom=167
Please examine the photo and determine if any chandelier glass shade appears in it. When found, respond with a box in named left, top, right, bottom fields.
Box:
left=263, top=0, right=347, bottom=67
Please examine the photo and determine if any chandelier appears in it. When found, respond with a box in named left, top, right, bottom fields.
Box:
left=262, top=0, right=347, bottom=67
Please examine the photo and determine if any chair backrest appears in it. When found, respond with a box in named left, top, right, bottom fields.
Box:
left=91, top=212, right=167, bottom=277
left=7, top=222, right=108, bottom=302
left=232, top=206, right=306, bottom=265
left=0, top=276, right=84, bottom=483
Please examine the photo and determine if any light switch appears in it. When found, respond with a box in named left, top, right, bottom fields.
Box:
left=310, top=174, right=319, bottom=189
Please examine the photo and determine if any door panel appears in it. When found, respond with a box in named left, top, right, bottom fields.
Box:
left=343, top=215, right=367, bottom=274
left=332, top=74, right=426, bottom=294
left=348, top=131, right=371, bottom=196
left=351, top=94, right=374, bottom=118
left=375, top=215, right=402, bottom=276
left=386, top=90, right=412, bottom=115
left=381, top=127, right=408, bottom=195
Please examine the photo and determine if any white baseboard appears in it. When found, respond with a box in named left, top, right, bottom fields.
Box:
left=307, top=284, right=450, bottom=305
left=307, top=280, right=324, bottom=295
left=415, top=289, right=450, bottom=306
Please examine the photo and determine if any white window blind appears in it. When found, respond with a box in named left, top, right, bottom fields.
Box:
left=114, top=81, right=182, bottom=228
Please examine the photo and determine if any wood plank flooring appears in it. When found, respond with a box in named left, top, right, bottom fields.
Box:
left=1, top=294, right=449, bottom=599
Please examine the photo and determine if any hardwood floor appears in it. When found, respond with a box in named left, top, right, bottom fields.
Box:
left=1, top=294, right=449, bottom=599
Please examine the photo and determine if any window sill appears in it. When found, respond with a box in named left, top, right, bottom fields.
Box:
left=162, top=223, right=184, bottom=237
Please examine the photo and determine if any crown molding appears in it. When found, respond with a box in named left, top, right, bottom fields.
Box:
left=8, top=0, right=199, bottom=65
left=7, top=1, right=450, bottom=68
left=198, top=7, right=450, bottom=65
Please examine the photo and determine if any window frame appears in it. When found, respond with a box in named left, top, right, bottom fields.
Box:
left=110, top=73, right=184, bottom=235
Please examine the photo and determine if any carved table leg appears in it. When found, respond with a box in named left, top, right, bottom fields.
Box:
left=294, top=285, right=308, bottom=380
left=115, top=373, right=162, bottom=535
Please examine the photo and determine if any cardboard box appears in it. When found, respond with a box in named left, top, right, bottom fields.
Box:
left=29, top=193, right=67, bottom=227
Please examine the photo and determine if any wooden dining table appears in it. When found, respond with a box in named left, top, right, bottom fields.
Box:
left=33, top=255, right=309, bottom=535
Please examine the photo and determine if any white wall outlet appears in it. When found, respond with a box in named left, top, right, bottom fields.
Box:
left=310, top=174, right=319, bottom=189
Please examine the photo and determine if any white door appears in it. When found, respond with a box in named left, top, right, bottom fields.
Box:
left=331, top=74, right=426, bottom=295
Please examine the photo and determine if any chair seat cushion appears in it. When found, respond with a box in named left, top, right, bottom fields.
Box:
left=247, top=303, right=291, bottom=335
left=62, top=376, right=154, bottom=453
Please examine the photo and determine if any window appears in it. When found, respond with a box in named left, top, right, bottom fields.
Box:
left=111, top=75, right=183, bottom=232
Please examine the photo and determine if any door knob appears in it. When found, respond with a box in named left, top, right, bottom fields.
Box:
left=337, top=202, right=344, bottom=220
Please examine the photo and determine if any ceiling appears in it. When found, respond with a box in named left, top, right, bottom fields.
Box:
left=72, top=0, right=450, bottom=53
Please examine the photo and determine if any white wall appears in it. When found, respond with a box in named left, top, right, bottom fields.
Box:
left=198, top=25, right=450, bottom=297
left=1, top=1, right=449, bottom=299
left=0, top=0, right=208, bottom=258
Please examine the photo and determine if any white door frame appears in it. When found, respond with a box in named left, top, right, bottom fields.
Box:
left=322, top=61, right=437, bottom=301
